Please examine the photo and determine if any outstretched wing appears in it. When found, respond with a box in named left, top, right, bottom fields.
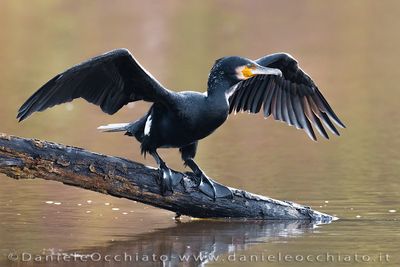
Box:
left=17, top=48, right=173, bottom=121
left=228, top=53, right=345, bottom=141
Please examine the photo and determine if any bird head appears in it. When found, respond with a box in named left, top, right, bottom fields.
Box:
left=207, top=56, right=282, bottom=96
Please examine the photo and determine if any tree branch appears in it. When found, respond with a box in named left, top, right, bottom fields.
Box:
left=0, top=133, right=336, bottom=221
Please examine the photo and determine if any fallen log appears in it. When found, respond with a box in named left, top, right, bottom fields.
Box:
left=0, top=133, right=336, bottom=222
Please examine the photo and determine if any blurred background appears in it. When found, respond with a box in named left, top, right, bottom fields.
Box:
left=1, top=0, right=399, bottom=266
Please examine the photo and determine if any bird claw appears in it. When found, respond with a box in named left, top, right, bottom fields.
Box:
left=198, top=174, right=233, bottom=201
left=158, top=165, right=184, bottom=195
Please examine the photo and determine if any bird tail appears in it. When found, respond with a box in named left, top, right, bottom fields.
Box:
left=97, top=123, right=129, bottom=132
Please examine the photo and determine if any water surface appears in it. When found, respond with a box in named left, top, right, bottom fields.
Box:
left=1, top=1, right=399, bottom=266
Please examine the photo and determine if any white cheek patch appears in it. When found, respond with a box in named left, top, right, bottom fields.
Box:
left=235, top=66, right=246, bottom=80
left=144, top=115, right=152, bottom=136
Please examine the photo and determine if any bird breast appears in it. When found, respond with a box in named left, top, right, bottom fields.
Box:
left=183, top=102, right=228, bottom=140
left=156, top=92, right=229, bottom=145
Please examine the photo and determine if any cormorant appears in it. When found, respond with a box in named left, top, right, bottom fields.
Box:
left=17, top=48, right=345, bottom=200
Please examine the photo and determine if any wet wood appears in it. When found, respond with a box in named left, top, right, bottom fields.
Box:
left=0, top=133, right=336, bottom=221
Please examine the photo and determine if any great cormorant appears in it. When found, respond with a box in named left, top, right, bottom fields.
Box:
left=17, top=48, right=345, bottom=200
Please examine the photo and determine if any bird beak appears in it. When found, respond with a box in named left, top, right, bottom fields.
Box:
left=239, top=64, right=282, bottom=80
left=252, top=64, right=282, bottom=76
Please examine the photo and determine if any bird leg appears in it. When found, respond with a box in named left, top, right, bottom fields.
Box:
left=184, top=159, right=233, bottom=200
left=151, top=151, right=183, bottom=195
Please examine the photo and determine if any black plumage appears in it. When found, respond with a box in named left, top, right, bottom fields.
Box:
left=229, top=53, right=345, bottom=141
left=17, top=49, right=345, bottom=200
left=17, top=49, right=172, bottom=121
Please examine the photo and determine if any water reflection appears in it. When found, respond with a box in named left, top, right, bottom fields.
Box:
left=61, top=220, right=322, bottom=267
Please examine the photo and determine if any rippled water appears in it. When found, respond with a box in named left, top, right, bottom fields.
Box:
left=1, top=1, right=400, bottom=266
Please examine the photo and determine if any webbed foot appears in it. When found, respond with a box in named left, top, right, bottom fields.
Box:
left=197, top=174, right=233, bottom=201
left=158, top=163, right=184, bottom=195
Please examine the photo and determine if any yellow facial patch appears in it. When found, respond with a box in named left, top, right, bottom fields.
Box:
left=241, top=66, right=255, bottom=79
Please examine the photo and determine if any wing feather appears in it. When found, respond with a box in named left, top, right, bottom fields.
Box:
left=262, top=78, right=277, bottom=117
left=281, top=82, right=292, bottom=125
left=17, top=48, right=174, bottom=121
left=286, top=89, right=299, bottom=129
left=275, top=80, right=283, bottom=121
left=228, top=53, right=345, bottom=140
left=302, top=96, right=329, bottom=139
left=245, top=77, right=263, bottom=112
left=251, top=76, right=269, bottom=113
left=270, top=87, right=279, bottom=120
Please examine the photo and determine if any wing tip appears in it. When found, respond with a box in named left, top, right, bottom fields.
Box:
left=16, top=111, right=26, bottom=122
left=328, top=113, right=346, bottom=129
left=16, top=104, right=33, bottom=122
left=320, top=131, right=329, bottom=140
left=337, top=120, right=346, bottom=129
left=308, top=132, right=317, bottom=142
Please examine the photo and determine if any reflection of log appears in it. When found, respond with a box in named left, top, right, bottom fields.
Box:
left=66, top=220, right=321, bottom=267
left=0, top=133, right=336, bottom=221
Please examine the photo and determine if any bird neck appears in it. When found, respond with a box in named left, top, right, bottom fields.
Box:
left=207, top=76, right=231, bottom=101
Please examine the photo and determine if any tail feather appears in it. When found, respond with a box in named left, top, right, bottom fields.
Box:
left=97, top=123, right=129, bottom=132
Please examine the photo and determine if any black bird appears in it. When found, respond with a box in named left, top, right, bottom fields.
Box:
left=17, top=48, right=345, bottom=199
